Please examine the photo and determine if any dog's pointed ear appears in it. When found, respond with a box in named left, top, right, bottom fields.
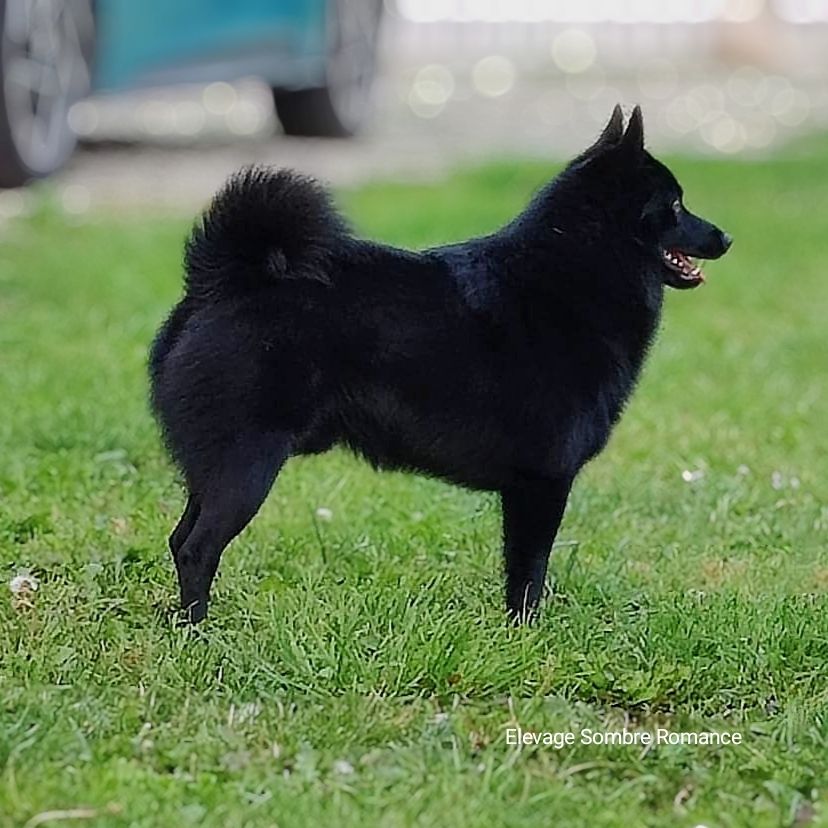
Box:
left=572, top=104, right=625, bottom=167
left=600, top=104, right=625, bottom=146
left=620, top=105, right=644, bottom=154
left=590, top=104, right=624, bottom=153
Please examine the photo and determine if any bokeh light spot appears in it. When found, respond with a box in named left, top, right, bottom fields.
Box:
left=68, top=101, right=99, bottom=136
left=551, top=28, right=597, bottom=74
left=61, top=185, right=91, bottom=214
left=412, top=64, right=455, bottom=106
left=139, top=101, right=176, bottom=135
left=471, top=55, right=516, bottom=98
left=772, top=88, right=810, bottom=126
left=203, top=82, right=238, bottom=115
left=226, top=101, right=266, bottom=135
left=701, top=114, right=746, bottom=153
left=174, top=102, right=206, bottom=136
left=0, top=189, right=27, bottom=219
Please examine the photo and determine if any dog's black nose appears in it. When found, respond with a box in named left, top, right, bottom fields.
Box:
left=720, top=231, right=733, bottom=252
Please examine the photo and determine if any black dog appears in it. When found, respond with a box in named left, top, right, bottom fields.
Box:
left=150, top=105, right=731, bottom=623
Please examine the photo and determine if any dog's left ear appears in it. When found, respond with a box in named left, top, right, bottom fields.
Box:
left=571, top=104, right=624, bottom=168
left=619, top=105, right=644, bottom=155
left=598, top=103, right=625, bottom=147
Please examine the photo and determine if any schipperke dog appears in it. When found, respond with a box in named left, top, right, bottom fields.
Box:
left=150, top=105, right=732, bottom=623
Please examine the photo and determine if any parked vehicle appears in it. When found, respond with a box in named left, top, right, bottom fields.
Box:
left=0, top=0, right=383, bottom=187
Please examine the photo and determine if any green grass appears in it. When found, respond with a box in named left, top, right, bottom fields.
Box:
left=1, top=151, right=827, bottom=828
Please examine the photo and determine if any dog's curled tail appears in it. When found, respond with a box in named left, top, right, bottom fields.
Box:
left=184, top=166, right=346, bottom=300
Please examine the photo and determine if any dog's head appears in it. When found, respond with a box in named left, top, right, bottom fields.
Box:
left=571, top=105, right=732, bottom=289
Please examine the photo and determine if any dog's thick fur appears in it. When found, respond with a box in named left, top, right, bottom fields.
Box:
left=150, top=105, right=731, bottom=623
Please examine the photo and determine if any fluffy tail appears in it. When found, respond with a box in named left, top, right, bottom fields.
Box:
left=183, top=166, right=346, bottom=300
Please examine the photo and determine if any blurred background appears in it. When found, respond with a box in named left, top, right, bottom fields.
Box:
left=1, top=0, right=827, bottom=216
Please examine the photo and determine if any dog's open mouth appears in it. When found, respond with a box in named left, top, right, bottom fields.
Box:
left=662, top=248, right=704, bottom=288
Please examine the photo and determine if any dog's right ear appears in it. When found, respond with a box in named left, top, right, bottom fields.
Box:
left=572, top=104, right=624, bottom=166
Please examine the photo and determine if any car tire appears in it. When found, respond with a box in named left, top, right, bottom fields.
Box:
left=273, top=0, right=382, bottom=138
left=0, top=0, right=94, bottom=188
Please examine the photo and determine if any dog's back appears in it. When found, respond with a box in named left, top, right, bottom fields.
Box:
left=150, top=164, right=640, bottom=501
left=151, top=167, right=531, bottom=494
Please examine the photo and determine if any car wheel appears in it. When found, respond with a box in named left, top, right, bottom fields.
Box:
left=0, top=0, right=94, bottom=187
left=273, top=0, right=382, bottom=138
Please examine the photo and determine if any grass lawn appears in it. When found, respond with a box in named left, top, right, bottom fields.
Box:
left=1, top=149, right=827, bottom=828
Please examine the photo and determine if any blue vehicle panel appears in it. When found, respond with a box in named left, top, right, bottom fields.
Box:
left=0, top=0, right=382, bottom=185
left=93, top=0, right=329, bottom=91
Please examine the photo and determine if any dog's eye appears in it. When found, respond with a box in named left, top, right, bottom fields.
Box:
left=671, top=199, right=681, bottom=214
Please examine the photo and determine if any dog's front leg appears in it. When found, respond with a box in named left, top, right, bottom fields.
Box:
left=501, top=476, right=572, bottom=621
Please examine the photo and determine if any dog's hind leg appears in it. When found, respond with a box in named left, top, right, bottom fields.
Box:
left=169, top=494, right=200, bottom=559
left=501, top=476, right=572, bottom=622
left=174, top=431, right=291, bottom=623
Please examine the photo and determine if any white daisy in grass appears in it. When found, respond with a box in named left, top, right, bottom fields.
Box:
left=9, top=569, right=38, bottom=608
